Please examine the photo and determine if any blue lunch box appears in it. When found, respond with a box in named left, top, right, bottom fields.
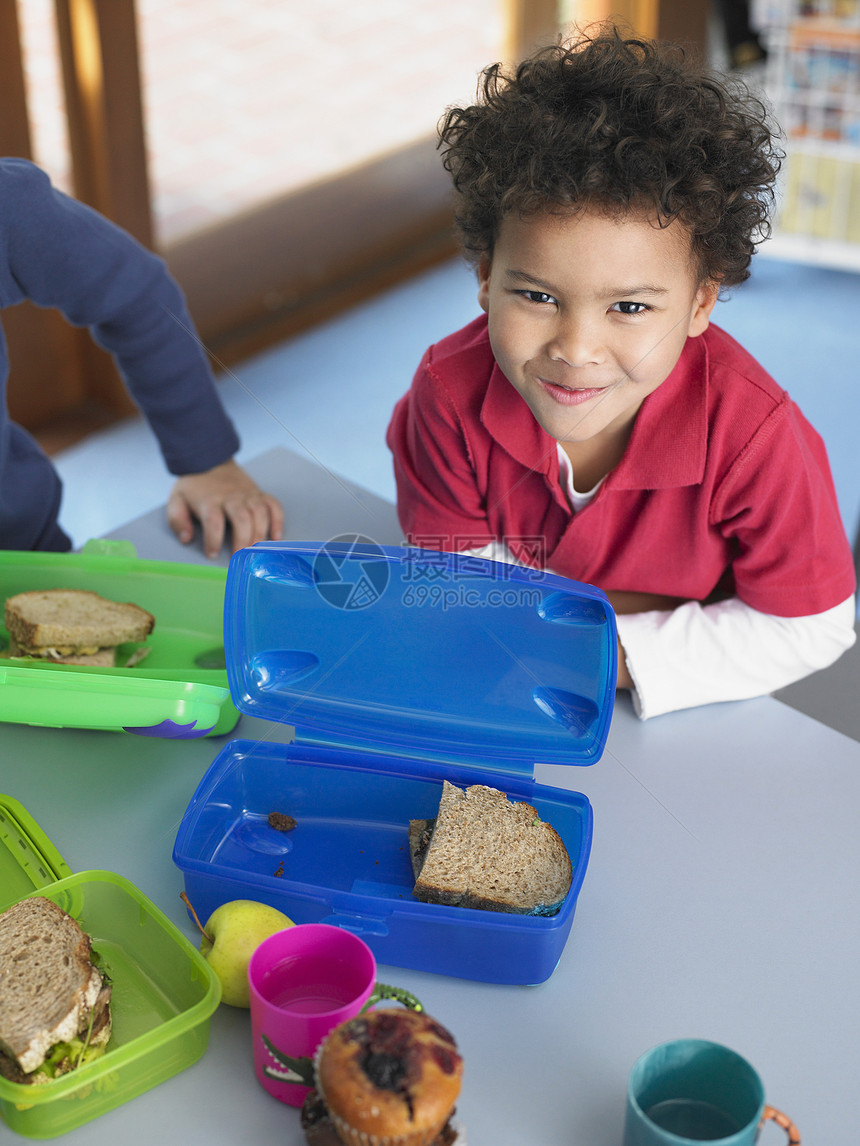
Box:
left=173, top=539, right=617, bottom=984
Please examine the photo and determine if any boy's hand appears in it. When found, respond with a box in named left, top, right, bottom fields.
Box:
left=605, top=590, right=688, bottom=692
left=605, top=589, right=686, bottom=615
left=166, top=459, right=284, bottom=559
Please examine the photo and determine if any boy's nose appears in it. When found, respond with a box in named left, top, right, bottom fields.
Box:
left=548, top=316, right=602, bottom=366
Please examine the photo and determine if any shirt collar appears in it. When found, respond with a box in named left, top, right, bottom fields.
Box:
left=480, top=332, right=709, bottom=491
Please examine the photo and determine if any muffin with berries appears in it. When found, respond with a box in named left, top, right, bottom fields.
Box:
left=301, top=1008, right=464, bottom=1146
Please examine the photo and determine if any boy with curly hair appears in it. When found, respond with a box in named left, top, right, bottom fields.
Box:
left=387, top=27, right=856, bottom=719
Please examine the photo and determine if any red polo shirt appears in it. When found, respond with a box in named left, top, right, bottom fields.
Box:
left=387, top=315, right=855, bottom=618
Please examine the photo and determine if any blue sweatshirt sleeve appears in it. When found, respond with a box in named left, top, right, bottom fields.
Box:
left=0, top=157, right=239, bottom=475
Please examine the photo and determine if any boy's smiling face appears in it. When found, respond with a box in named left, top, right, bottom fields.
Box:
left=477, top=206, right=717, bottom=464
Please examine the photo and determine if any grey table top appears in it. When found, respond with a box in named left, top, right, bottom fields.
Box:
left=2, top=447, right=858, bottom=1145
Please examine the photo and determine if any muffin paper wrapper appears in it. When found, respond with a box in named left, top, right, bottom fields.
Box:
left=312, top=1038, right=460, bottom=1146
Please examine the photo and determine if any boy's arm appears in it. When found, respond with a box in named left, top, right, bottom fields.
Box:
left=604, top=591, right=688, bottom=691
left=460, top=547, right=669, bottom=691
left=459, top=544, right=854, bottom=714
left=605, top=590, right=687, bottom=615
left=616, top=595, right=857, bottom=719
left=610, top=391, right=856, bottom=715
left=2, top=158, right=281, bottom=554
left=3, top=160, right=237, bottom=475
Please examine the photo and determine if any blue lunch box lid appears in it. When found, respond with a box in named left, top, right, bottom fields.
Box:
left=224, top=540, right=617, bottom=777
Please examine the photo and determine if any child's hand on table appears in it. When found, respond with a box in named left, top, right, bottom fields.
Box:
left=605, top=590, right=687, bottom=617
left=166, top=458, right=284, bottom=558
left=604, top=590, right=688, bottom=692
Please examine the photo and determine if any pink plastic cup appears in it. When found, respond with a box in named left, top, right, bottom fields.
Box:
left=248, top=923, right=400, bottom=1107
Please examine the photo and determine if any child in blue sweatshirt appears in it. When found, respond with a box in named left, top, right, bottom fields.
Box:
left=0, top=157, right=282, bottom=557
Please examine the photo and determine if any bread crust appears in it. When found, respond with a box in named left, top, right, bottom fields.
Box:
left=412, top=781, right=572, bottom=915
left=0, top=897, right=111, bottom=1077
left=5, top=589, right=154, bottom=652
left=6, top=636, right=117, bottom=666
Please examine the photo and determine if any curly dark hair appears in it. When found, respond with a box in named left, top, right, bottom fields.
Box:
left=438, top=27, right=783, bottom=287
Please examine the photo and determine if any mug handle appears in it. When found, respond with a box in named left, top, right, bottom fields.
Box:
left=760, top=1105, right=800, bottom=1145
left=361, top=982, right=424, bottom=1013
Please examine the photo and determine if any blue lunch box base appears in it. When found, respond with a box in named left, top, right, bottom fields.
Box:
left=173, top=542, right=617, bottom=985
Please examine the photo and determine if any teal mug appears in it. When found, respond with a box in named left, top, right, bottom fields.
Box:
left=624, top=1039, right=800, bottom=1145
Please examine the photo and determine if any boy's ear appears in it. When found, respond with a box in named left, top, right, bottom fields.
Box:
left=688, top=281, right=719, bottom=337
left=477, top=256, right=492, bottom=313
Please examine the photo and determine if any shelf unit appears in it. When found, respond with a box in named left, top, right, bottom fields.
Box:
left=755, top=0, right=860, bottom=268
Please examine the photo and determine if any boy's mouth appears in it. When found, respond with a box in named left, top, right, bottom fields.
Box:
left=538, top=378, right=608, bottom=406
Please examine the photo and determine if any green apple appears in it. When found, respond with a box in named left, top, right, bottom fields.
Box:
left=200, top=899, right=294, bottom=1008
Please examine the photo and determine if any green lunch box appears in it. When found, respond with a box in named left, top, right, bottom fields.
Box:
left=0, top=540, right=236, bottom=737
left=0, top=794, right=221, bottom=1139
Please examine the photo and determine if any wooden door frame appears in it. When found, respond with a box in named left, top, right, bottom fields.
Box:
left=0, top=0, right=96, bottom=439
left=573, top=0, right=709, bottom=49
left=55, top=0, right=154, bottom=249
left=0, top=1, right=32, bottom=158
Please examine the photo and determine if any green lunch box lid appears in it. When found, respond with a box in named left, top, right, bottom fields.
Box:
left=0, top=540, right=236, bottom=739
left=0, top=793, right=72, bottom=909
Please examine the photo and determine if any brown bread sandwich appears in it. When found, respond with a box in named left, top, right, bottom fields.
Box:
left=302, top=1008, right=464, bottom=1146
left=4, top=588, right=154, bottom=666
left=0, top=897, right=112, bottom=1085
left=410, top=780, right=572, bottom=916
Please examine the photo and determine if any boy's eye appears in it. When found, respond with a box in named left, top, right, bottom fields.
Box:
left=518, top=289, right=557, bottom=306
left=612, top=300, right=649, bottom=315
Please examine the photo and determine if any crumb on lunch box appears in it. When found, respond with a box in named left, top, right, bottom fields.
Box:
left=268, top=812, right=297, bottom=832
